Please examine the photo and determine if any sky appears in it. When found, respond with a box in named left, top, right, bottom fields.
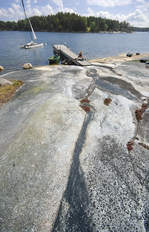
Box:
left=0, top=0, right=149, bottom=27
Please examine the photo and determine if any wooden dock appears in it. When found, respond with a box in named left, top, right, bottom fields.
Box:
left=53, top=44, right=90, bottom=66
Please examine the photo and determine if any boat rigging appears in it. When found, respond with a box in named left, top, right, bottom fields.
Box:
left=20, top=0, right=44, bottom=49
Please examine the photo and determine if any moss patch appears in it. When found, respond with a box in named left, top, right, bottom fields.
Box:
left=0, top=80, right=23, bottom=107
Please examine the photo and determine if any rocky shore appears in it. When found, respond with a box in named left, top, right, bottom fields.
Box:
left=89, top=53, right=149, bottom=64
left=0, top=55, right=149, bottom=232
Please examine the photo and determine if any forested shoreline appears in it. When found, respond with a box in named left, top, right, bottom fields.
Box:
left=0, top=12, right=132, bottom=33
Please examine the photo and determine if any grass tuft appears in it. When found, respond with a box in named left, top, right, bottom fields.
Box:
left=0, top=80, right=23, bottom=106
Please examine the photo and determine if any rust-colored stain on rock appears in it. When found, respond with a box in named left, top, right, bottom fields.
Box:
left=80, top=98, right=90, bottom=104
left=135, top=103, right=148, bottom=121
left=80, top=98, right=91, bottom=112
left=80, top=105, right=90, bottom=113
left=104, top=98, right=112, bottom=106
left=127, top=140, right=134, bottom=151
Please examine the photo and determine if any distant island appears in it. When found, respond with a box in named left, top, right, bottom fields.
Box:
left=133, top=27, right=149, bottom=32
left=0, top=12, right=132, bottom=33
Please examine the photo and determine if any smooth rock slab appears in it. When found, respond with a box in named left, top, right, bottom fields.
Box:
left=78, top=89, right=149, bottom=231
left=0, top=66, right=93, bottom=232
left=1, top=62, right=149, bottom=232
left=52, top=88, right=149, bottom=232
left=0, top=94, right=85, bottom=232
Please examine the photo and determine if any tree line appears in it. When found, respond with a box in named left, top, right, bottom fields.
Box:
left=0, top=12, right=132, bottom=33
left=133, top=27, right=149, bottom=32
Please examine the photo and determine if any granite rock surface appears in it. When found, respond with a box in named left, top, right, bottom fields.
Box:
left=0, top=62, right=149, bottom=232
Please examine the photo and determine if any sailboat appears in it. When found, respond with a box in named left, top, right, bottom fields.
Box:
left=20, top=0, right=44, bottom=49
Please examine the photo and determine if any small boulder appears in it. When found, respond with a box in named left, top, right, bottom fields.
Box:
left=23, top=63, right=32, bottom=69
left=145, top=61, right=149, bottom=68
left=140, top=58, right=149, bottom=63
left=126, top=53, right=133, bottom=57
left=0, top=65, right=4, bottom=72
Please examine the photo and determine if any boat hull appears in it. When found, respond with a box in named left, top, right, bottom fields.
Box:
left=21, top=43, right=44, bottom=49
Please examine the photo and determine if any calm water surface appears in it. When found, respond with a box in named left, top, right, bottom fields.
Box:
left=0, top=31, right=149, bottom=72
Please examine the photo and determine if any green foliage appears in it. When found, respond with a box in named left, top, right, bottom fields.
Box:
left=0, top=20, right=17, bottom=30
left=0, top=13, right=132, bottom=32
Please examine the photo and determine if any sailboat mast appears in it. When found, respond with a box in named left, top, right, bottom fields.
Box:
left=21, top=0, right=37, bottom=41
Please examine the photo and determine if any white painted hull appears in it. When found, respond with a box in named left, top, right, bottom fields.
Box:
left=21, top=42, right=44, bottom=49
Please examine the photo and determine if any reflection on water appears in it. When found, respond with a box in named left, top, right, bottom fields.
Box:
left=0, top=31, right=149, bottom=72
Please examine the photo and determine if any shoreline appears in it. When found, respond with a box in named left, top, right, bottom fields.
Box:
left=0, top=53, right=149, bottom=75
left=89, top=52, right=149, bottom=64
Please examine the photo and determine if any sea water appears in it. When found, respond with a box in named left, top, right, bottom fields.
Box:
left=0, top=31, right=149, bottom=72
